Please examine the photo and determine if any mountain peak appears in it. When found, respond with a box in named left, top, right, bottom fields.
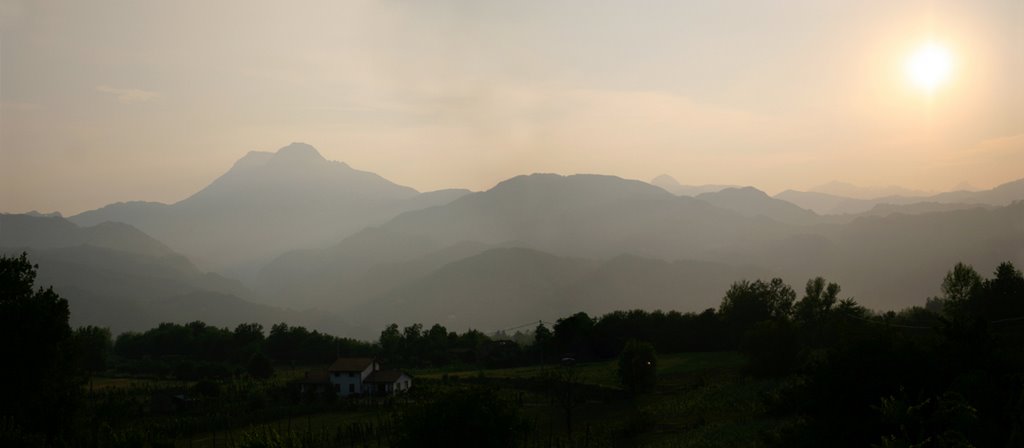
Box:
left=714, top=186, right=770, bottom=199
left=651, top=174, right=682, bottom=187
left=274, top=142, right=326, bottom=162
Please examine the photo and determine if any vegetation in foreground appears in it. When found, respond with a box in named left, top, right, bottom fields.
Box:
left=2, top=251, right=1023, bottom=447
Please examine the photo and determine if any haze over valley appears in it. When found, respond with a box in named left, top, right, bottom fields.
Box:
left=4, top=143, right=1021, bottom=338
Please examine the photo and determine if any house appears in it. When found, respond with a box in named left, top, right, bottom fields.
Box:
left=364, top=370, right=413, bottom=395
left=299, top=357, right=411, bottom=397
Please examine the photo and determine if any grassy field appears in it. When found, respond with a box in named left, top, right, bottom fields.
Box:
left=90, top=352, right=792, bottom=447
left=411, top=351, right=790, bottom=447
left=89, top=376, right=190, bottom=391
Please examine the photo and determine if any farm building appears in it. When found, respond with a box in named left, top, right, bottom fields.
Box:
left=299, top=357, right=411, bottom=397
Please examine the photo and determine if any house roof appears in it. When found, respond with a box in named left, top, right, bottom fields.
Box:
left=298, top=370, right=330, bottom=384
left=364, top=370, right=407, bottom=384
left=328, top=357, right=375, bottom=372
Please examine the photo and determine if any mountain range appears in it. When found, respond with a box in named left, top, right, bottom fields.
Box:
left=6, top=143, right=1023, bottom=338
left=69, top=142, right=470, bottom=279
left=0, top=214, right=345, bottom=334
left=775, top=179, right=1024, bottom=215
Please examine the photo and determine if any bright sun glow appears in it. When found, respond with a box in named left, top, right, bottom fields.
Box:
left=906, top=42, right=953, bottom=93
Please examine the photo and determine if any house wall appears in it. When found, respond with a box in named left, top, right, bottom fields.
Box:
left=328, top=363, right=378, bottom=396
left=369, top=374, right=413, bottom=396
left=396, top=374, right=412, bottom=392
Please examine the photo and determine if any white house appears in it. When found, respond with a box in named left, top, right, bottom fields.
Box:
left=299, top=357, right=411, bottom=397
left=363, top=370, right=413, bottom=395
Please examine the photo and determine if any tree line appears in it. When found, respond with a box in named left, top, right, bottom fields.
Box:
left=3, top=249, right=1023, bottom=446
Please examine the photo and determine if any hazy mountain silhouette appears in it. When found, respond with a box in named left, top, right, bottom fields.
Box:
left=695, top=187, right=820, bottom=225
left=19, top=148, right=1024, bottom=335
left=778, top=177, right=1024, bottom=215
left=260, top=172, right=1024, bottom=328
left=927, top=177, right=1024, bottom=205
left=262, top=174, right=798, bottom=292
left=338, top=248, right=771, bottom=337
left=259, top=174, right=809, bottom=316
left=69, top=143, right=471, bottom=275
left=650, top=174, right=738, bottom=196
left=774, top=190, right=926, bottom=215
left=1, top=213, right=174, bottom=257
left=853, top=202, right=993, bottom=218
left=0, top=214, right=344, bottom=334
left=810, top=181, right=932, bottom=199
left=348, top=247, right=596, bottom=334
left=714, top=201, right=1024, bottom=310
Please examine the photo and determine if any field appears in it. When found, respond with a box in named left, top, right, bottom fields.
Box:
left=86, top=351, right=793, bottom=447
left=414, top=352, right=792, bottom=447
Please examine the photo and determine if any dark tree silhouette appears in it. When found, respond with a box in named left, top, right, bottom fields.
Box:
left=533, top=322, right=553, bottom=362
left=719, top=278, right=795, bottom=345
left=246, top=351, right=274, bottom=379
left=0, top=252, right=83, bottom=443
left=553, top=312, right=595, bottom=358
left=617, top=339, right=657, bottom=394
left=940, top=262, right=983, bottom=320
left=73, top=325, right=112, bottom=376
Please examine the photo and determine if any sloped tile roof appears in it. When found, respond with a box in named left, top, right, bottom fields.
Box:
left=328, top=357, right=375, bottom=372
left=364, top=370, right=407, bottom=384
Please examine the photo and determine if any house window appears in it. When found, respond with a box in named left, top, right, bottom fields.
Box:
left=348, top=372, right=355, bottom=378
left=334, top=384, right=340, bottom=392
left=348, top=384, right=355, bottom=393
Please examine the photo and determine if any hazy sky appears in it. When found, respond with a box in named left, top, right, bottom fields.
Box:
left=2, top=0, right=1022, bottom=215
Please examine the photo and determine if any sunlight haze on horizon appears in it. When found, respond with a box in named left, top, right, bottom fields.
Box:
left=1, top=0, right=1022, bottom=215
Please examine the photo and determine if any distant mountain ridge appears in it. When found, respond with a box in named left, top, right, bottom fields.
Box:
left=260, top=173, right=1024, bottom=333
left=0, top=214, right=346, bottom=334
left=11, top=142, right=1024, bottom=338
left=70, top=143, right=471, bottom=274
left=810, top=181, right=932, bottom=199
left=1, top=213, right=173, bottom=257
left=696, top=187, right=820, bottom=225
left=346, top=248, right=769, bottom=335
left=650, top=174, right=738, bottom=196
left=777, top=177, right=1024, bottom=215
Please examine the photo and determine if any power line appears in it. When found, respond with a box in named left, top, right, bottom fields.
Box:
left=490, top=320, right=554, bottom=334
left=843, top=312, right=1024, bottom=330
left=842, top=313, right=934, bottom=330
left=990, top=315, right=1024, bottom=325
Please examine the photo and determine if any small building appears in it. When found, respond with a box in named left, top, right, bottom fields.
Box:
left=299, top=357, right=411, bottom=397
left=297, top=370, right=332, bottom=395
left=364, top=370, right=413, bottom=395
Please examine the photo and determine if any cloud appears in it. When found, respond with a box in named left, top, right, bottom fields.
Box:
left=95, top=86, right=160, bottom=104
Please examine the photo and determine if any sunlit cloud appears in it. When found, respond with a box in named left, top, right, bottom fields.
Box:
left=95, top=86, right=161, bottom=104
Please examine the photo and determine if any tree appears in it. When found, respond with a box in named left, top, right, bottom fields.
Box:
left=0, top=253, right=83, bottom=441
left=533, top=322, right=553, bottom=363
left=940, top=262, right=982, bottom=320
left=233, top=322, right=265, bottom=362
left=247, top=352, right=275, bottom=379
left=618, top=339, right=657, bottom=394
left=793, top=277, right=841, bottom=326
left=424, top=324, right=450, bottom=365
left=379, top=323, right=401, bottom=361
left=719, top=278, right=796, bottom=345
left=553, top=312, right=595, bottom=358
left=971, top=262, right=1024, bottom=321
left=73, top=325, right=112, bottom=375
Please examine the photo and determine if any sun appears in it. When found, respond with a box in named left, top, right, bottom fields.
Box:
left=905, top=42, right=953, bottom=93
